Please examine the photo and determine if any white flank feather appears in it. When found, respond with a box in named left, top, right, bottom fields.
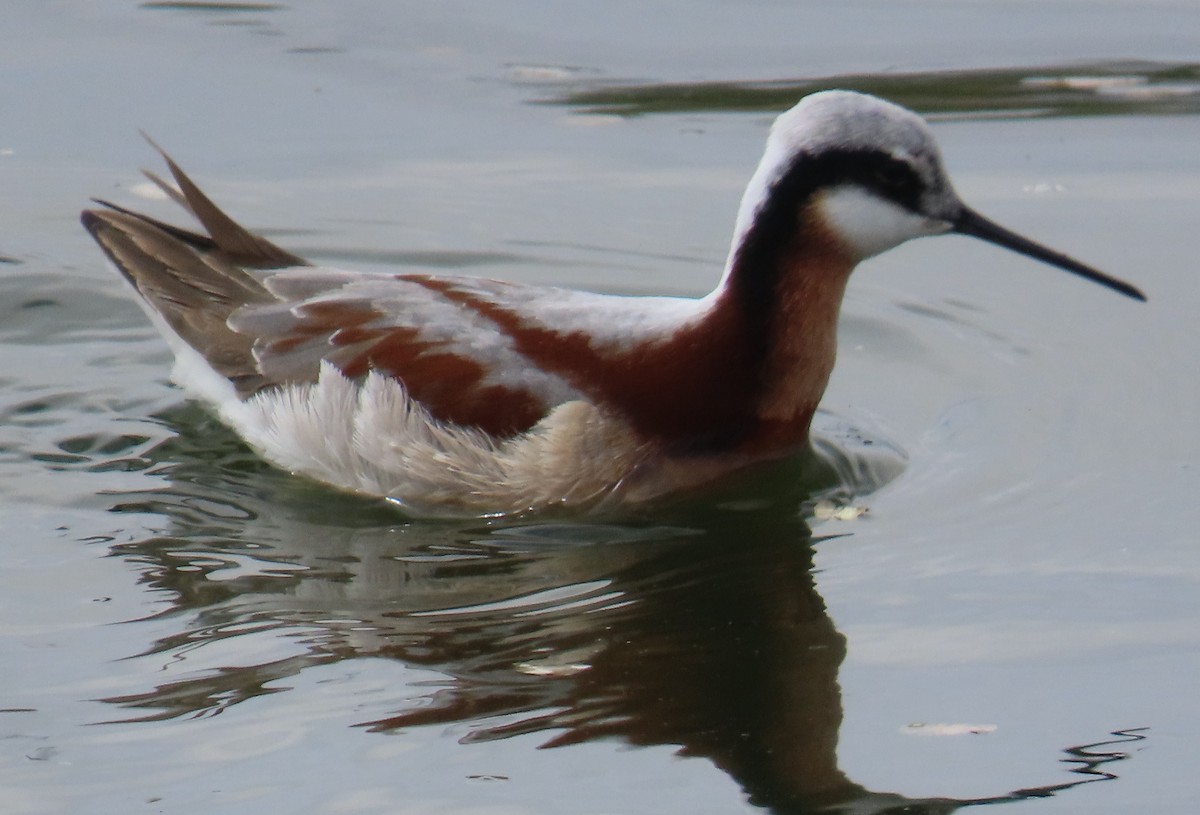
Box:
left=217, top=362, right=659, bottom=517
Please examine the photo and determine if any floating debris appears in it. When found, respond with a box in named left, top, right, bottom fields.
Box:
left=813, top=500, right=869, bottom=522
left=904, top=722, right=998, bottom=737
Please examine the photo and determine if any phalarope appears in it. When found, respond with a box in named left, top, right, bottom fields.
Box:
left=82, top=90, right=1144, bottom=516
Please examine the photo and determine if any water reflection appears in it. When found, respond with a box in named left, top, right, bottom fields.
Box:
left=543, top=59, right=1200, bottom=119
left=101, top=411, right=1137, bottom=813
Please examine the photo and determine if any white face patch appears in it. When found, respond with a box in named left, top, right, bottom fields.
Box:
left=816, top=185, right=952, bottom=259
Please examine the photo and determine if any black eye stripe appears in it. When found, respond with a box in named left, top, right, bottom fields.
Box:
left=871, top=159, right=913, bottom=187
left=857, top=155, right=922, bottom=206
left=769, top=148, right=925, bottom=213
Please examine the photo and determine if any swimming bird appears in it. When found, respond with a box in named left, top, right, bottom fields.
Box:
left=82, top=90, right=1144, bottom=516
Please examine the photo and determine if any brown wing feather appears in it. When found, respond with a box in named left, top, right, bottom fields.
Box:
left=81, top=142, right=308, bottom=396
left=138, top=134, right=307, bottom=270
left=227, top=278, right=570, bottom=436
left=81, top=207, right=272, bottom=394
left=83, top=147, right=576, bottom=434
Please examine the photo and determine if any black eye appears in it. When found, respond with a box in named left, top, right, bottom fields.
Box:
left=871, top=160, right=912, bottom=192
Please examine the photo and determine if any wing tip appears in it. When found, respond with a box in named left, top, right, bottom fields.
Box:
left=79, top=206, right=103, bottom=233
left=83, top=136, right=310, bottom=270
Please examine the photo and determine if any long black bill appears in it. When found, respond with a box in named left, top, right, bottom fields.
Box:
left=953, top=207, right=1146, bottom=301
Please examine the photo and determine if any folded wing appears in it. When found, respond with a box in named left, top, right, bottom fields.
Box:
left=81, top=147, right=705, bottom=439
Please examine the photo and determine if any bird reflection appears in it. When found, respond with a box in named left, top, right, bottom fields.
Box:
left=103, top=409, right=1139, bottom=814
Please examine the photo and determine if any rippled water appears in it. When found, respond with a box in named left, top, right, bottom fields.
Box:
left=3, top=3, right=1199, bottom=814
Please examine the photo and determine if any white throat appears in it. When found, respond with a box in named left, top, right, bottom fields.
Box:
left=815, top=185, right=951, bottom=259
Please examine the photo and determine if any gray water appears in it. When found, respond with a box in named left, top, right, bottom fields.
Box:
left=2, top=3, right=1199, bottom=813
